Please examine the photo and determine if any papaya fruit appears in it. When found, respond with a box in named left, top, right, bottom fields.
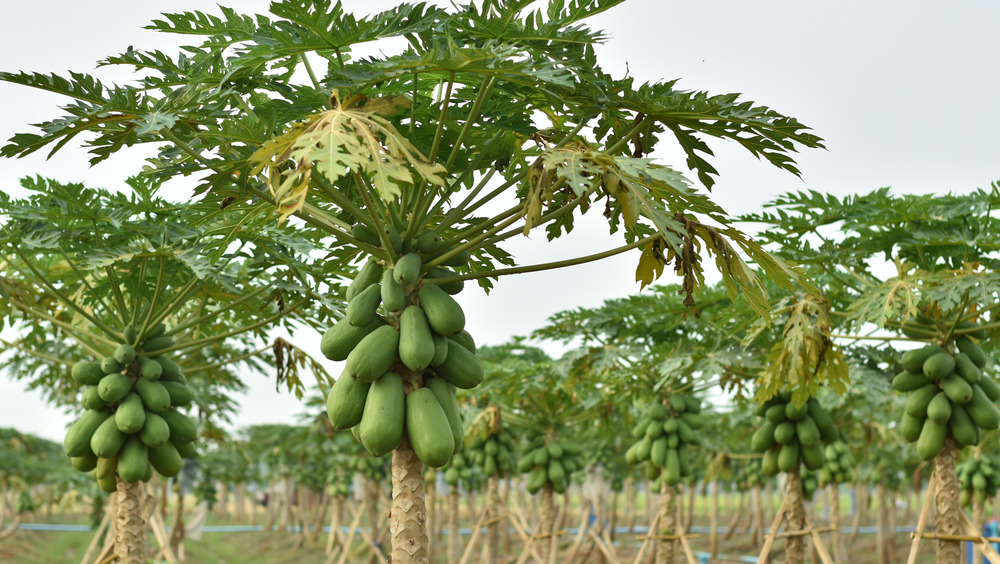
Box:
left=146, top=323, right=167, bottom=339
left=923, top=352, right=956, bottom=380
left=399, top=306, right=435, bottom=371
left=426, top=267, right=464, bottom=295
left=173, top=439, right=197, bottom=458
left=320, top=317, right=381, bottom=362
left=383, top=223, right=404, bottom=254
left=346, top=259, right=382, bottom=302
left=81, top=386, right=106, bottom=410
left=101, top=356, right=124, bottom=375
left=345, top=284, right=382, bottom=327
left=425, top=378, right=463, bottom=454
left=114, top=344, right=136, bottom=365
left=901, top=319, right=937, bottom=339
left=917, top=418, right=947, bottom=460
left=148, top=441, right=183, bottom=477
left=71, top=452, right=98, bottom=472
left=669, top=396, right=687, bottom=414
left=91, top=416, right=127, bottom=458
left=633, top=437, right=651, bottom=462
left=662, top=417, right=678, bottom=434
left=115, top=393, right=147, bottom=434
left=773, top=421, right=796, bottom=444
left=117, top=437, right=148, bottom=482
left=901, top=344, right=945, bottom=373
left=418, top=284, right=465, bottom=336
left=751, top=421, right=776, bottom=452
left=680, top=412, right=705, bottom=430
left=905, top=384, right=941, bottom=417
left=413, top=231, right=443, bottom=253
left=631, top=417, right=652, bottom=439
left=777, top=441, right=800, bottom=473
left=765, top=404, right=788, bottom=424
left=98, top=372, right=131, bottom=405
left=97, top=474, right=117, bottom=493
left=806, top=400, right=839, bottom=443
left=801, top=442, right=824, bottom=471
left=785, top=401, right=809, bottom=421
left=135, top=378, right=170, bottom=413
left=451, top=330, right=477, bottom=355
left=646, top=403, right=669, bottom=419
left=650, top=437, right=668, bottom=468
left=795, top=417, right=821, bottom=447
left=957, top=320, right=987, bottom=340
left=957, top=337, right=987, bottom=368
left=124, top=325, right=138, bottom=344
left=979, top=375, right=1000, bottom=402
left=645, top=419, right=665, bottom=439
left=430, top=332, right=449, bottom=366
left=949, top=403, right=979, bottom=447
left=142, top=462, right=154, bottom=482
left=966, top=385, right=1000, bottom=430
left=892, top=370, right=932, bottom=392
left=405, top=388, right=455, bottom=468
left=899, top=412, right=924, bottom=443
left=72, top=361, right=105, bottom=385
left=160, top=409, right=198, bottom=443
left=676, top=419, right=698, bottom=445
left=666, top=433, right=679, bottom=449
left=95, top=455, right=117, bottom=480
left=351, top=223, right=382, bottom=247
left=160, top=381, right=191, bottom=407
left=526, top=467, right=546, bottom=493
left=433, top=339, right=483, bottom=389
left=358, top=372, right=405, bottom=457
left=139, top=413, right=170, bottom=447
left=143, top=336, right=175, bottom=355
left=954, top=353, right=982, bottom=385
left=152, top=356, right=184, bottom=383
left=926, top=392, right=953, bottom=423
left=941, top=375, right=974, bottom=405
left=137, top=356, right=162, bottom=380
left=325, top=371, right=371, bottom=430
left=64, top=409, right=111, bottom=457
left=346, top=325, right=400, bottom=384
left=380, top=269, right=406, bottom=312
left=762, top=447, right=780, bottom=476
left=393, top=253, right=423, bottom=287
left=439, top=247, right=470, bottom=268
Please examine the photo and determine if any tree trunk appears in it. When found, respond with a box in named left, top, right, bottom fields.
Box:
left=114, top=478, right=146, bottom=564
left=609, top=488, right=619, bottom=544
left=653, top=480, right=678, bottom=564
left=484, top=475, right=502, bottom=564
left=426, top=478, right=437, bottom=562
left=390, top=438, right=428, bottom=564
left=537, top=484, right=556, bottom=564
left=365, top=476, right=382, bottom=551
left=710, top=481, right=719, bottom=558
left=829, top=481, right=846, bottom=564
left=448, top=485, right=461, bottom=564
left=875, top=481, right=888, bottom=564
left=935, top=437, right=961, bottom=564
left=685, top=483, right=696, bottom=532
left=752, top=484, right=765, bottom=548
left=973, top=494, right=986, bottom=564
left=169, top=484, right=185, bottom=557
left=785, top=467, right=807, bottom=564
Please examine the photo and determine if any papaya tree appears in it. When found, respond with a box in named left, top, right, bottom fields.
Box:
left=0, top=1, right=828, bottom=560
left=746, top=186, right=1000, bottom=564
left=0, top=178, right=326, bottom=563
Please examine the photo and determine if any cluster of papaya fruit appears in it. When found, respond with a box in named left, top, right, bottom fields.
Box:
left=625, top=395, right=704, bottom=485
left=816, top=439, right=854, bottom=487
left=957, top=454, right=1000, bottom=506
left=324, top=230, right=480, bottom=468
left=800, top=467, right=820, bottom=501
left=443, top=451, right=475, bottom=487
left=63, top=325, right=198, bottom=492
left=329, top=467, right=353, bottom=498
left=751, top=393, right=839, bottom=476
left=737, top=460, right=768, bottom=491
left=895, top=336, right=999, bottom=459
left=518, top=436, right=584, bottom=494
left=466, top=431, right=517, bottom=478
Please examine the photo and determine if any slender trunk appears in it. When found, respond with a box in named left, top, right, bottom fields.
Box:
left=752, top=484, right=765, bottom=548
left=710, top=481, right=719, bottom=558
left=426, top=479, right=437, bottom=562
left=390, top=438, right=428, bottom=564
left=114, top=478, right=146, bottom=564
left=887, top=487, right=897, bottom=562
left=935, top=437, right=961, bottom=564
left=365, top=476, right=382, bottom=550
left=685, top=483, right=696, bottom=532
left=653, top=480, right=678, bottom=564
left=448, top=485, right=461, bottom=564
left=169, top=485, right=185, bottom=556
left=625, top=478, right=637, bottom=532
left=537, top=485, right=556, bottom=564
left=849, top=481, right=865, bottom=541
left=484, top=475, right=502, bottom=564
left=876, top=481, right=888, bottom=564
left=829, top=481, right=845, bottom=564
left=973, top=494, right=986, bottom=564
left=785, top=468, right=807, bottom=564
left=609, top=489, right=619, bottom=544
left=234, top=482, right=246, bottom=522
left=503, top=478, right=512, bottom=554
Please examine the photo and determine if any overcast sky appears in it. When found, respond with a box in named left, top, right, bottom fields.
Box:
left=2, top=0, right=999, bottom=443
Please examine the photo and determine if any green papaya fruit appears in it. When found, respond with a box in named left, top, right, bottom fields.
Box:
left=399, top=306, right=436, bottom=371
left=941, top=375, right=974, bottom=405
left=98, top=372, right=131, bottom=404
left=160, top=409, right=198, bottom=443
left=405, top=388, right=455, bottom=468
left=81, top=386, right=106, bottom=410
left=765, top=404, right=788, bottom=424
left=124, top=325, right=138, bottom=345
left=916, top=418, right=947, bottom=460
left=152, top=356, right=185, bottom=384
left=966, top=385, right=1000, bottom=430
left=114, top=344, right=137, bottom=366
left=71, top=452, right=98, bottom=472
left=762, top=447, right=780, bottom=476
left=393, top=253, right=423, bottom=287
left=325, top=372, right=371, bottom=430
left=72, top=362, right=105, bottom=386
left=806, top=400, right=839, bottom=443
left=777, top=441, right=800, bottom=473
left=161, top=381, right=193, bottom=407
left=358, top=372, right=405, bottom=457
left=426, top=267, right=464, bottom=295
left=751, top=421, right=776, bottom=452
left=413, top=231, right=443, bottom=254
left=115, top=393, right=147, bottom=434
left=143, top=336, right=175, bottom=355
left=451, top=330, right=476, bottom=355
left=137, top=356, right=162, bottom=380
left=899, top=412, right=924, bottom=443
left=135, top=378, right=170, bottom=413
left=795, top=417, right=821, bottom=447
left=117, top=437, right=148, bottom=483
left=418, top=284, right=465, bottom=336
left=926, top=392, right=953, bottom=423
left=957, top=337, right=987, bottom=368
left=430, top=332, right=449, bottom=367
left=320, top=317, right=382, bottom=362
left=901, top=344, right=945, bottom=373
left=425, top=378, right=463, bottom=454
left=433, top=339, right=484, bottom=389
left=64, top=409, right=111, bottom=457
left=949, top=403, right=979, bottom=447
left=351, top=223, right=382, bottom=247
left=892, top=370, right=932, bottom=392
left=173, top=439, right=197, bottom=458
left=773, top=421, right=796, bottom=444
left=801, top=442, right=825, bottom=471
left=101, top=356, right=124, bottom=375
left=923, top=352, right=956, bottom=380
left=650, top=437, right=668, bottom=468
left=91, top=416, right=127, bottom=458
left=954, top=353, right=982, bottom=385
left=345, top=283, right=382, bottom=327
left=346, top=325, right=400, bottom=383
left=346, top=259, right=383, bottom=302
left=905, top=384, right=941, bottom=417
left=979, top=375, right=1000, bottom=402
left=380, top=269, right=406, bottom=312
left=139, top=413, right=170, bottom=447
left=148, top=441, right=183, bottom=477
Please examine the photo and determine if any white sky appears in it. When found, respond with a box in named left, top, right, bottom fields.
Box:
left=2, top=0, right=999, bottom=443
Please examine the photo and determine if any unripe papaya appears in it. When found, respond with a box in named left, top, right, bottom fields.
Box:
left=433, top=339, right=484, bottom=389
left=114, top=344, right=137, bottom=366
left=941, top=375, right=974, bottom=405
left=161, top=381, right=193, bottom=407
left=923, top=352, right=956, bottom=380
left=413, top=231, right=443, bottom=253
left=98, top=372, right=131, bottom=405
left=137, top=356, right=162, bottom=380
left=160, top=409, right=198, bottom=443
left=358, top=372, right=405, bottom=457
left=777, top=441, right=800, bottom=473
left=393, top=253, right=423, bottom=287
left=773, top=421, right=796, bottom=444
left=124, top=325, right=139, bottom=345
left=139, top=413, right=170, bottom=447
left=439, top=247, right=470, bottom=268
left=426, top=267, right=464, bottom=295
left=346, top=325, right=400, bottom=383
left=64, top=409, right=111, bottom=457
left=785, top=401, right=809, bottom=421
left=430, top=332, right=449, bottom=366
left=795, top=417, right=821, bottom=447
left=949, top=403, right=979, bottom=447
left=901, top=344, right=945, bottom=373
left=321, top=317, right=381, bottom=362
left=71, top=452, right=98, bottom=472
left=81, top=386, right=106, bottom=410
left=954, top=353, right=982, bottom=385
left=806, top=400, right=839, bottom=443
left=905, top=384, right=941, bottom=417
left=425, top=378, right=463, bottom=454
left=101, top=356, right=124, bottom=375
left=899, top=412, right=924, bottom=443
left=892, top=370, right=931, bottom=392
left=966, top=385, right=1000, bottom=430
left=115, top=393, right=147, bottom=434
left=351, top=223, right=382, bottom=247
left=801, top=442, right=824, bottom=471
left=451, top=330, right=476, bottom=355
left=135, top=378, right=170, bottom=413
left=956, top=337, right=987, bottom=368
left=765, top=404, right=788, bottom=424
left=418, top=284, right=465, bottom=336
left=399, top=306, right=435, bottom=371
left=173, top=438, right=198, bottom=459
left=153, top=356, right=185, bottom=384
left=345, top=283, right=382, bottom=327
left=762, top=447, right=780, bottom=476
left=916, top=418, right=946, bottom=460
left=979, top=375, right=1000, bottom=402
left=650, top=437, right=668, bottom=468
left=926, top=392, right=953, bottom=423
left=117, top=437, right=148, bottom=483
left=326, top=371, right=371, bottom=430
left=346, top=259, right=382, bottom=302
left=405, top=388, right=455, bottom=468
left=751, top=421, right=776, bottom=452
left=143, top=336, right=175, bottom=355
left=148, top=441, right=183, bottom=477
left=96, top=456, right=117, bottom=480
left=72, top=362, right=104, bottom=385
left=380, top=269, right=406, bottom=312
left=91, top=416, right=127, bottom=458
